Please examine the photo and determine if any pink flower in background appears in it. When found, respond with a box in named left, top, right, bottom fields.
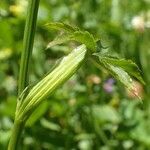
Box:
left=103, top=78, right=115, bottom=93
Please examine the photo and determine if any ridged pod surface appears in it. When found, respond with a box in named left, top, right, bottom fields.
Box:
left=16, top=44, right=87, bottom=122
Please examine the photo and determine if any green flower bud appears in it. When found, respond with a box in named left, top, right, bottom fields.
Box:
left=16, top=44, right=87, bottom=122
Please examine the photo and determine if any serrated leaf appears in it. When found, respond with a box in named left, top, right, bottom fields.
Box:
left=108, top=64, right=133, bottom=89
left=70, top=31, right=96, bottom=52
left=46, top=22, right=97, bottom=52
left=47, top=31, right=96, bottom=52
left=103, top=58, right=145, bottom=85
left=96, top=40, right=109, bottom=52
left=98, top=58, right=134, bottom=90
left=45, top=22, right=79, bottom=33
left=95, top=53, right=145, bottom=85
left=93, top=52, right=144, bottom=98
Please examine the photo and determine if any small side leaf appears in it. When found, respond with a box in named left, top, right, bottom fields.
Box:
left=47, top=31, right=96, bottom=52
left=45, top=22, right=79, bottom=33
left=93, top=52, right=144, bottom=98
left=70, top=31, right=96, bottom=52
left=46, top=22, right=97, bottom=53
left=102, top=57, right=145, bottom=85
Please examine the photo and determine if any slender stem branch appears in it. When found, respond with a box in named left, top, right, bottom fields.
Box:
left=18, top=0, right=40, bottom=95
left=8, top=120, right=25, bottom=150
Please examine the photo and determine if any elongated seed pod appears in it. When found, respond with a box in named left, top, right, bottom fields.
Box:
left=16, top=44, right=87, bottom=122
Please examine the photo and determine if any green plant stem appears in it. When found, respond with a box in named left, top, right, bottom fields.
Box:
left=8, top=120, right=25, bottom=150
left=8, top=0, right=40, bottom=149
left=18, top=0, right=40, bottom=95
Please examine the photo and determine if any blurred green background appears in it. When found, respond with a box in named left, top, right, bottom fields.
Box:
left=0, top=0, right=150, bottom=149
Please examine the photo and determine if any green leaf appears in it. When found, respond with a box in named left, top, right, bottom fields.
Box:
left=103, top=57, right=145, bottom=85
left=46, top=22, right=97, bottom=52
left=96, top=53, right=145, bottom=84
left=70, top=31, right=96, bottom=52
left=47, top=31, right=96, bottom=52
left=107, top=64, right=134, bottom=90
left=93, top=52, right=144, bottom=98
left=45, top=22, right=79, bottom=33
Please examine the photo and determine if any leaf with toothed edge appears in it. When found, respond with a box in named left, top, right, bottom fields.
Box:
left=45, top=22, right=97, bottom=52
left=104, top=58, right=145, bottom=85
left=45, top=22, right=144, bottom=99
left=93, top=52, right=144, bottom=100
left=45, top=22, right=79, bottom=33
left=70, top=31, right=96, bottom=52
left=95, top=52, right=145, bottom=84
left=47, top=31, right=96, bottom=52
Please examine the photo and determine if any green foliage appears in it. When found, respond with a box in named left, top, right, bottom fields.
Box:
left=0, top=0, right=149, bottom=150
left=45, top=22, right=79, bottom=32
left=46, top=22, right=144, bottom=99
left=93, top=51, right=144, bottom=98
left=92, top=105, right=121, bottom=124
left=46, top=22, right=96, bottom=52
